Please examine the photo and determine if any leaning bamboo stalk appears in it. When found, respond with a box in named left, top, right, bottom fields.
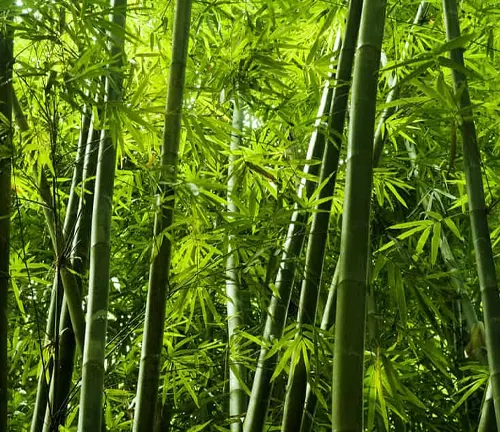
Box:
left=300, top=267, right=339, bottom=432
left=299, top=5, right=430, bottom=429
left=372, top=1, right=429, bottom=166
left=243, top=77, right=335, bottom=432
left=132, top=1, right=192, bottom=430
left=442, top=0, right=500, bottom=426
left=32, top=108, right=89, bottom=432
left=12, top=92, right=85, bottom=355
left=30, top=283, right=58, bottom=432
left=281, top=0, right=363, bottom=428
left=43, top=107, right=100, bottom=432
left=405, top=137, right=489, bottom=428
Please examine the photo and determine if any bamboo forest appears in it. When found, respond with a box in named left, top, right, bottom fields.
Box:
left=4, top=0, right=500, bottom=430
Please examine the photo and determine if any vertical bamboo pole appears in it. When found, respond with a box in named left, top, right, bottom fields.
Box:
left=0, top=19, right=13, bottom=432
left=331, top=0, right=387, bottom=428
left=77, top=1, right=127, bottom=430
left=132, top=1, right=192, bottom=430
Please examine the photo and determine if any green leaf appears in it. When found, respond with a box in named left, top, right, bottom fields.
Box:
left=398, top=225, right=432, bottom=241
left=186, top=420, right=213, bottom=432
left=11, top=278, right=26, bottom=317
left=435, top=33, right=475, bottom=54
left=240, top=331, right=264, bottom=347
left=449, top=376, right=488, bottom=415
left=390, top=220, right=433, bottom=230
left=415, top=226, right=431, bottom=256
left=437, top=56, right=475, bottom=78
left=178, top=370, right=200, bottom=407
left=431, top=222, right=441, bottom=264
left=367, top=365, right=377, bottom=431
left=271, top=343, right=293, bottom=382
left=443, top=217, right=463, bottom=240
left=376, top=239, right=395, bottom=253
left=426, top=211, right=443, bottom=221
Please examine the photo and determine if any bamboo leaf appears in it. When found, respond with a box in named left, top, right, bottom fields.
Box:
left=449, top=376, right=488, bottom=414
left=443, top=217, right=463, bottom=240
left=431, top=222, right=441, bottom=264
left=415, top=226, right=431, bottom=256
left=367, top=366, right=377, bottom=431
left=11, top=278, right=26, bottom=317
left=186, top=420, right=213, bottom=431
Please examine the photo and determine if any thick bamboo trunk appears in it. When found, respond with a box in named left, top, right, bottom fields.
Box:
left=331, top=0, right=387, bottom=428
left=132, top=1, right=192, bottom=430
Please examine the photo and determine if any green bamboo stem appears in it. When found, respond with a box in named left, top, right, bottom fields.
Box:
left=299, top=6, right=434, bottom=424
left=43, top=108, right=98, bottom=432
left=226, top=97, right=245, bottom=432
left=331, top=0, right=387, bottom=428
left=78, top=1, right=127, bottom=430
left=372, top=1, right=429, bottom=166
left=12, top=91, right=85, bottom=355
left=132, top=1, right=192, bottom=430
left=30, top=282, right=59, bottom=432
left=479, top=383, right=496, bottom=432
left=0, top=24, right=13, bottom=431
left=34, top=108, right=88, bottom=430
left=442, top=0, right=500, bottom=427
left=281, top=1, right=363, bottom=429
left=243, top=76, right=335, bottom=432
left=405, top=139, right=488, bottom=428
left=300, top=268, right=339, bottom=432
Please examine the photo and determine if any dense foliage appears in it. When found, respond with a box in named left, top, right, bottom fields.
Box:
left=3, top=0, right=500, bottom=430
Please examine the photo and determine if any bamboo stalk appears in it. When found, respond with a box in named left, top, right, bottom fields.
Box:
left=243, top=76, right=335, bottom=432
left=132, top=1, right=192, bottom=430
left=442, top=0, right=500, bottom=427
left=281, top=1, right=363, bottom=428
left=226, top=96, right=245, bottom=432
left=331, top=0, right=387, bottom=427
left=0, top=25, right=14, bottom=429
left=78, top=1, right=127, bottom=430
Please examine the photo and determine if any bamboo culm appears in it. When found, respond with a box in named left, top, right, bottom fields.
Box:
left=132, top=1, right=193, bottom=430
left=331, top=0, right=387, bottom=428
left=78, top=1, right=127, bottom=430
left=442, top=0, right=500, bottom=426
